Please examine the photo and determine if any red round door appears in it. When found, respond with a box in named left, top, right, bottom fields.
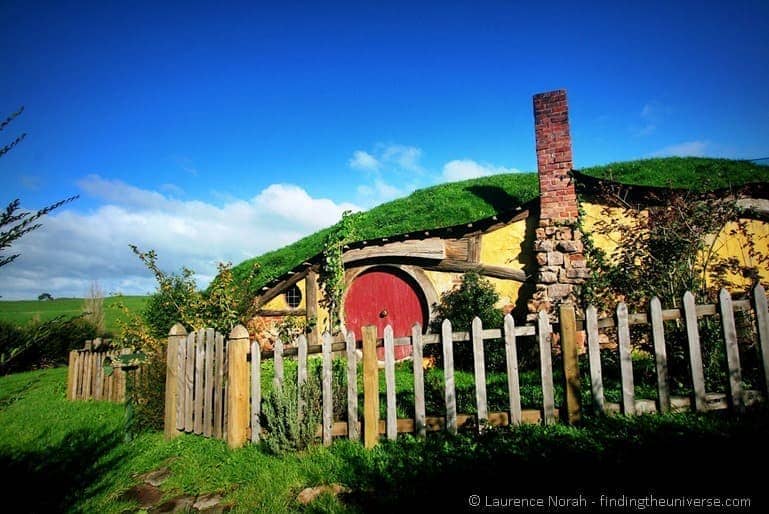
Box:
left=344, top=267, right=427, bottom=360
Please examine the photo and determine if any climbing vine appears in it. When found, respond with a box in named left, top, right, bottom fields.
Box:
left=319, top=210, right=359, bottom=333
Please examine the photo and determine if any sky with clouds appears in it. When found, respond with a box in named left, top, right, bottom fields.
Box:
left=1, top=0, right=768, bottom=299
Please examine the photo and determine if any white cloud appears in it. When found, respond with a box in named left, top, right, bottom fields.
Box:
left=348, top=150, right=381, bottom=171
left=356, top=179, right=402, bottom=205
left=380, top=144, right=424, bottom=173
left=651, top=140, right=708, bottom=157
left=442, top=159, right=521, bottom=181
left=0, top=178, right=361, bottom=299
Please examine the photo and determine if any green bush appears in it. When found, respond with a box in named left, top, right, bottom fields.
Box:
left=0, top=316, right=97, bottom=374
left=261, top=372, right=322, bottom=454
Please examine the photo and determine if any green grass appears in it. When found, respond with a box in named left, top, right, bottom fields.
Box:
left=578, top=156, right=769, bottom=191
left=2, top=367, right=769, bottom=512
left=232, top=157, right=768, bottom=293
left=0, top=296, right=148, bottom=334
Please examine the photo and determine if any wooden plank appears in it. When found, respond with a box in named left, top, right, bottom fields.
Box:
left=274, top=336, right=284, bottom=390
left=250, top=339, right=261, bottom=443
left=83, top=351, right=92, bottom=400
left=255, top=309, right=307, bottom=317
left=362, top=325, right=379, bottom=448
left=94, top=352, right=101, bottom=400
left=175, top=333, right=187, bottom=430
left=194, top=329, right=205, bottom=434
left=503, top=315, right=522, bottom=425
left=203, top=328, right=215, bottom=437
left=585, top=305, right=604, bottom=414
left=306, top=270, right=319, bottom=345
left=297, top=334, right=308, bottom=421
left=755, top=284, right=769, bottom=396
left=560, top=304, right=581, bottom=424
left=322, top=332, right=333, bottom=446
left=67, top=350, right=77, bottom=400
left=184, top=332, right=195, bottom=432
left=423, top=260, right=526, bottom=283
left=617, top=303, right=636, bottom=415
left=223, top=338, right=229, bottom=437
left=683, top=291, right=707, bottom=412
left=720, top=289, right=743, bottom=412
left=165, top=324, right=185, bottom=438
left=537, top=311, right=555, bottom=425
left=214, top=334, right=225, bottom=439
left=471, top=317, right=488, bottom=428
left=226, top=325, right=250, bottom=448
left=73, top=351, right=82, bottom=400
left=105, top=352, right=114, bottom=402
left=650, top=297, right=670, bottom=414
left=442, top=319, right=457, bottom=434
left=412, top=324, right=426, bottom=437
left=383, top=325, right=397, bottom=440
left=342, top=238, right=446, bottom=264
left=468, top=235, right=481, bottom=263
left=346, top=330, right=359, bottom=441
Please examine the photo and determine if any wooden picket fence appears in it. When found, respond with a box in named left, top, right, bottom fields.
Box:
left=67, top=339, right=134, bottom=402
left=164, top=285, right=769, bottom=448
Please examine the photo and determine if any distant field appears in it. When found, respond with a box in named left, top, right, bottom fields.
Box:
left=0, top=296, right=149, bottom=334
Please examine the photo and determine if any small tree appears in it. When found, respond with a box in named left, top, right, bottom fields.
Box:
left=37, top=293, right=53, bottom=301
left=1, top=106, right=77, bottom=269
left=83, top=281, right=105, bottom=335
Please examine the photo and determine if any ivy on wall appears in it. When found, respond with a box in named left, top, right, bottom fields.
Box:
left=319, top=210, right=359, bottom=333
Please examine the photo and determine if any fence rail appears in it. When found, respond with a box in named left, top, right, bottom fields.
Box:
left=163, top=285, right=769, bottom=448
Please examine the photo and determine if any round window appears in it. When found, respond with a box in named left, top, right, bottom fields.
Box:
left=284, top=285, right=302, bottom=309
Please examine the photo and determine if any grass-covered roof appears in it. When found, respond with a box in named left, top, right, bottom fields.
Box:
left=233, top=157, right=768, bottom=293
left=577, top=157, right=769, bottom=191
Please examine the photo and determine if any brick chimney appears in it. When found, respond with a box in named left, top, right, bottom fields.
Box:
left=534, top=89, right=578, bottom=222
left=529, top=90, right=588, bottom=316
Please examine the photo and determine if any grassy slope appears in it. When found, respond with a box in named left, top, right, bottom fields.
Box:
left=2, top=368, right=769, bottom=512
left=0, top=296, right=148, bottom=333
left=578, top=156, right=769, bottom=191
left=232, top=173, right=540, bottom=293
left=233, top=157, right=767, bottom=293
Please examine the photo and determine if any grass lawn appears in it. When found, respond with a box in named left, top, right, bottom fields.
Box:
left=0, top=296, right=148, bottom=334
left=2, top=367, right=768, bottom=512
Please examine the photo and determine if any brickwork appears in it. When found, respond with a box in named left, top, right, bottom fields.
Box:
left=529, top=90, right=587, bottom=315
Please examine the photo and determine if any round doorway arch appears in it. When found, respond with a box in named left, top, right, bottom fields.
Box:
left=343, top=265, right=433, bottom=360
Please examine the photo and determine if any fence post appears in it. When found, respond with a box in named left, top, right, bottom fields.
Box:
left=683, top=291, right=707, bottom=412
left=226, top=324, right=250, bottom=448
left=559, top=303, right=581, bottom=424
left=537, top=312, right=555, bottom=425
left=617, top=302, right=636, bottom=415
left=67, top=350, right=78, bottom=400
left=753, top=284, right=769, bottom=396
left=362, top=325, right=379, bottom=448
left=719, top=288, right=743, bottom=412
left=165, top=323, right=187, bottom=439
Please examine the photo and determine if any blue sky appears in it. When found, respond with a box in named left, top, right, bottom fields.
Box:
left=1, top=0, right=768, bottom=299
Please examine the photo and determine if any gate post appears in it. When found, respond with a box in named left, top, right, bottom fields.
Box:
left=362, top=325, right=379, bottom=448
left=227, top=325, right=250, bottom=448
left=560, top=303, right=581, bottom=424
left=164, top=323, right=187, bottom=439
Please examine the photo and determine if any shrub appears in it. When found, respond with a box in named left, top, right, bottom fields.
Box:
left=0, top=316, right=97, bottom=374
left=429, top=272, right=505, bottom=371
left=261, top=373, right=322, bottom=454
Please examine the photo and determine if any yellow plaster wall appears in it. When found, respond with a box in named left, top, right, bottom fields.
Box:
left=580, top=200, right=769, bottom=291
left=579, top=201, right=644, bottom=261
left=478, top=219, right=528, bottom=310
left=706, top=218, right=769, bottom=290
left=261, top=280, right=307, bottom=311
